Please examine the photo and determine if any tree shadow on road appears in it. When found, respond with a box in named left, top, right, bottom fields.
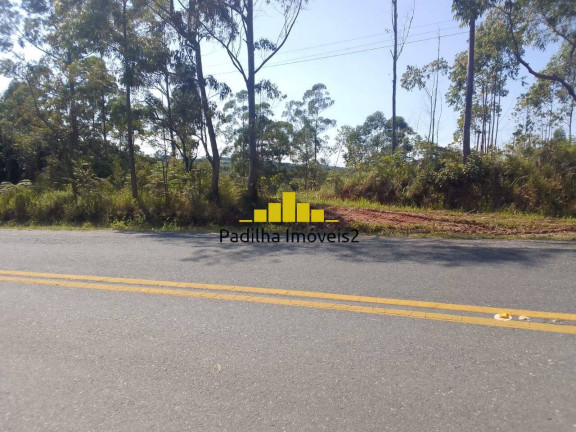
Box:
left=115, top=231, right=574, bottom=268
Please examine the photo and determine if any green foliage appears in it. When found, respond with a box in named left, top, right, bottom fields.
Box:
left=1, top=0, right=575, bottom=226
left=0, top=159, right=246, bottom=226
left=447, top=11, right=520, bottom=151
left=283, top=83, right=336, bottom=188
left=452, top=0, right=490, bottom=24
left=332, top=141, right=576, bottom=216
left=340, top=112, right=415, bottom=167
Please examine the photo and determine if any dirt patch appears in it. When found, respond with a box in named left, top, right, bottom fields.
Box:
left=322, top=206, right=576, bottom=239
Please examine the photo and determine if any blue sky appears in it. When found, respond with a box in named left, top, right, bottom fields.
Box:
left=201, top=0, right=550, bottom=153
left=1, top=0, right=552, bottom=158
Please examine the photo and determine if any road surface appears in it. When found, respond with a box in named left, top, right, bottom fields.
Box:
left=1, top=229, right=575, bottom=431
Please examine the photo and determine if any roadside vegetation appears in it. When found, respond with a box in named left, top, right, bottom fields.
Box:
left=0, top=0, right=575, bottom=238
left=2, top=137, right=575, bottom=239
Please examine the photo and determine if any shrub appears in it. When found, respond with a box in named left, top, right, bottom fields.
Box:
left=331, top=141, right=576, bottom=216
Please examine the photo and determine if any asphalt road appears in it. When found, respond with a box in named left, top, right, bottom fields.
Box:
left=1, top=229, right=575, bottom=431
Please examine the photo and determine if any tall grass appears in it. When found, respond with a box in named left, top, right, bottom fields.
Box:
left=321, top=141, right=576, bottom=217
left=0, top=160, right=246, bottom=227
left=1, top=140, right=575, bottom=227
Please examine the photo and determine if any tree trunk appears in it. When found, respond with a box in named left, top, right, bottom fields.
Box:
left=66, top=50, right=78, bottom=199
left=125, top=81, right=138, bottom=200
left=123, top=0, right=138, bottom=200
left=246, top=0, right=258, bottom=203
left=495, top=91, right=501, bottom=148
left=569, top=103, right=574, bottom=143
left=164, top=71, right=176, bottom=157
left=101, top=89, right=108, bottom=146
left=431, top=35, right=441, bottom=145
left=490, top=77, right=497, bottom=150
left=463, top=18, right=475, bottom=163
left=481, top=84, right=487, bottom=153
left=193, top=36, right=220, bottom=201
left=391, top=0, right=398, bottom=152
left=430, top=81, right=436, bottom=145
left=314, top=117, right=318, bottom=163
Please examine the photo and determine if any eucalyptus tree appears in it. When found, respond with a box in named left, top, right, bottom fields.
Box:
left=301, top=84, right=335, bottom=164
left=143, top=17, right=177, bottom=158
left=0, top=0, right=18, bottom=52
left=447, top=13, right=518, bottom=152
left=150, top=0, right=233, bottom=201
left=142, top=12, right=223, bottom=177
left=284, top=83, right=336, bottom=188
left=105, top=0, right=166, bottom=199
left=0, top=80, right=48, bottom=182
left=223, top=82, right=289, bottom=178
left=1, top=0, right=158, bottom=198
left=551, top=45, right=576, bottom=142
left=340, top=111, right=414, bottom=167
left=401, top=56, right=449, bottom=145
left=355, top=111, right=390, bottom=158
left=0, top=0, right=119, bottom=192
left=497, top=0, right=576, bottom=102
left=79, top=57, right=118, bottom=148
left=145, top=56, right=204, bottom=171
left=514, top=42, right=576, bottom=143
left=390, top=0, right=413, bottom=151
left=452, top=0, right=491, bottom=162
left=339, top=112, right=391, bottom=167
left=338, top=125, right=364, bottom=167
left=221, top=90, right=250, bottom=177
left=196, top=0, right=308, bottom=203
left=516, top=81, right=561, bottom=142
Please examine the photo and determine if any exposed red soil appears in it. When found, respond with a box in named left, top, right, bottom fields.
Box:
left=322, top=206, right=576, bottom=239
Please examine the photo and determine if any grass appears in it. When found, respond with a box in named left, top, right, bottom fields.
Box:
left=297, top=190, right=572, bottom=221
left=1, top=190, right=574, bottom=241
left=0, top=220, right=223, bottom=234
left=287, top=192, right=576, bottom=240
left=3, top=217, right=575, bottom=241
left=296, top=191, right=435, bottom=214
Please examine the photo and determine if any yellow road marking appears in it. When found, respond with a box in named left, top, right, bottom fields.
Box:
left=0, top=275, right=575, bottom=334
left=0, top=270, right=575, bottom=321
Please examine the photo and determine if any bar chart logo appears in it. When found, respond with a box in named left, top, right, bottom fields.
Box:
left=239, top=192, right=338, bottom=223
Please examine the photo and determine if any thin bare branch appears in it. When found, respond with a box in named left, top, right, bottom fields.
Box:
left=255, top=1, right=303, bottom=74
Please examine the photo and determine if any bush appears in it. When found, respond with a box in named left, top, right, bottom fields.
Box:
left=331, top=141, right=576, bottom=216
left=1, top=140, right=574, bottom=226
left=0, top=158, right=247, bottom=227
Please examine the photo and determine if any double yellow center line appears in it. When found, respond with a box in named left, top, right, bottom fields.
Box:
left=0, top=270, right=575, bottom=335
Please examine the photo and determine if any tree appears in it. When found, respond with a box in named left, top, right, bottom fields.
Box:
left=145, top=56, right=204, bottom=172
left=152, top=0, right=233, bottom=201
left=452, top=0, right=490, bottom=162
left=498, top=0, right=576, bottom=102
left=223, top=83, right=290, bottom=179
left=0, top=80, right=49, bottom=183
left=197, top=0, right=307, bottom=203
left=514, top=43, right=576, bottom=144
left=340, top=111, right=414, bottom=166
left=222, top=91, right=250, bottom=178
left=447, top=12, right=519, bottom=152
left=108, top=0, right=159, bottom=200
left=401, top=50, right=449, bottom=144
left=301, top=84, right=335, bottom=164
left=0, top=0, right=18, bottom=52
left=1, top=0, right=121, bottom=193
left=391, top=0, right=414, bottom=151
left=284, top=83, right=336, bottom=188
left=337, top=125, right=364, bottom=167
